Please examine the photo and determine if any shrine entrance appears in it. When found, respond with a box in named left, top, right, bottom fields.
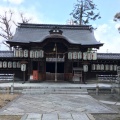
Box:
left=46, top=62, right=64, bottom=81
left=43, top=38, right=68, bottom=82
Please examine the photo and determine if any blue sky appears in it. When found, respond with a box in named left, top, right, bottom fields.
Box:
left=0, top=0, right=120, bottom=53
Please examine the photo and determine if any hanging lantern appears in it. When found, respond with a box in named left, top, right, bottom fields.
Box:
left=96, top=64, right=100, bottom=70
left=0, top=61, right=2, bottom=68
left=34, top=50, right=39, bottom=58
left=92, top=64, right=96, bottom=70
left=105, top=64, right=109, bottom=71
left=24, top=49, right=28, bottom=58
left=3, top=61, right=7, bottom=68
left=8, top=61, right=12, bottom=68
left=13, top=48, right=16, bottom=57
left=15, top=49, right=19, bottom=57
left=114, top=65, right=117, bottom=71
left=83, top=65, right=88, bottom=72
left=78, top=51, right=82, bottom=59
left=73, top=52, right=77, bottom=59
left=68, top=52, right=72, bottom=59
left=30, top=50, right=34, bottom=58
left=87, top=52, right=92, bottom=60
left=92, top=52, right=97, bottom=60
left=109, top=65, right=113, bottom=71
left=19, top=49, right=23, bottom=57
left=17, top=62, right=21, bottom=68
left=101, top=64, right=104, bottom=70
left=83, top=52, right=87, bottom=60
left=41, top=50, right=44, bottom=58
left=39, top=50, right=44, bottom=58
left=13, top=62, right=16, bottom=68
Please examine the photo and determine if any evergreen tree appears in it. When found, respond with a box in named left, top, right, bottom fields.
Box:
left=70, top=0, right=101, bottom=25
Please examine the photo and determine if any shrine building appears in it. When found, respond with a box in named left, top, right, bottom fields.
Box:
left=0, top=23, right=120, bottom=83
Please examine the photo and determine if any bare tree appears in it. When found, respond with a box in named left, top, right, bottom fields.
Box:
left=114, top=12, right=120, bottom=32
left=0, top=10, right=31, bottom=50
left=70, top=0, right=101, bottom=25
left=0, top=10, right=13, bottom=48
left=20, top=13, right=31, bottom=23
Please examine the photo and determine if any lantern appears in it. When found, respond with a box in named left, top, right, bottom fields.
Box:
left=73, top=52, right=77, bottom=59
left=101, top=64, right=104, bottom=70
left=41, top=50, right=44, bottom=58
left=19, top=49, right=23, bottom=57
left=105, top=64, right=109, bottom=71
left=78, top=51, right=82, bottom=59
left=13, top=62, right=16, bottom=68
left=3, top=61, right=7, bottom=68
left=39, top=50, right=44, bottom=58
left=114, top=65, right=117, bottom=71
left=87, top=52, right=92, bottom=60
left=15, top=49, right=19, bottom=57
left=92, top=52, right=97, bottom=60
left=0, top=61, right=2, bottom=68
left=110, top=65, right=113, bottom=71
left=24, top=49, right=28, bottom=58
left=17, top=62, right=21, bottom=68
left=14, top=49, right=16, bottom=57
left=92, top=64, right=96, bottom=70
left=8, top=61, right=12, bottom=68
left=21, top=64, right=26, bottom=71
left=34, top=50, right=39, bottom=58
left=30, top=50, right=34, bottom=58
left=83, top=52, right=87, bottom=60
left=68, top=52, right=72, bottom=59
left=83, top=65, right=88, bottom=72
left=96, top=64, right=100, bottom=70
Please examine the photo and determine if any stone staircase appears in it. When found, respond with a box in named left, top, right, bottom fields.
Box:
left=22, top=87, right=88, bottom=95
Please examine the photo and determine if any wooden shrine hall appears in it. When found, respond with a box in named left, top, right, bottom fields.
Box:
left=0, top=23, right=120, bottom=83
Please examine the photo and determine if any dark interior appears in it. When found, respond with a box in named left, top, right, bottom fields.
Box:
left=46, top=62, right=64, bottom=73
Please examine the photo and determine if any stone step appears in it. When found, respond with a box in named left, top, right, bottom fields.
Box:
left=22, top=88, right=88, bottom=94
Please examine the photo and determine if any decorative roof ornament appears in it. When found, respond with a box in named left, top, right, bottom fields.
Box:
left=49, top=26, right=63, bottom=35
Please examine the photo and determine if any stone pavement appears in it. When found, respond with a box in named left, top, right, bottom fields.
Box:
left=0, top=94, right=117, bottom=120
left=0, top=82, right=118, bottom=120
left=21, top=113, right=95, bottom=120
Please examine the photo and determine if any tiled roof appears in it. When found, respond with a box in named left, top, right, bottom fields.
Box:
left=0, top=51, right=14, bottom=58
left=97, top=53, right=120, bottom=60
left=10, top=23, right=103, bottom=46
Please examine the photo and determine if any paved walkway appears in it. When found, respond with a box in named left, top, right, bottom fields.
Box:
left=0, top=82, right=118, bottom=120
left=0, top=94, right=117, bottom=120
left=21, top=113, right=95, bottom=120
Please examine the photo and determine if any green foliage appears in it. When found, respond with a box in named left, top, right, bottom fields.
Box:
left=70, top=0, right=101, bottom=25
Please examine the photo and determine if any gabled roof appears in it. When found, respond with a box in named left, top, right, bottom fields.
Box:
left=9, top=23, right=103, bottom=46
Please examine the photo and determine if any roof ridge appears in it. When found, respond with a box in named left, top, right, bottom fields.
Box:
left=18, top=23, right=91, bottom=30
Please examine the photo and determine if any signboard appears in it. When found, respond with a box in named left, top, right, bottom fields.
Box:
left=21, top=64, right=26, bottom=71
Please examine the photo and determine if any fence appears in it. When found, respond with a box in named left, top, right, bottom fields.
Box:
left=0, top=74, right=14, bottom=82
left=96, top=74, right=118, bottom=84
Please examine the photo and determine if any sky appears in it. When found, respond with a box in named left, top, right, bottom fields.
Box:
left=0, top=0, right=120, bottom=53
